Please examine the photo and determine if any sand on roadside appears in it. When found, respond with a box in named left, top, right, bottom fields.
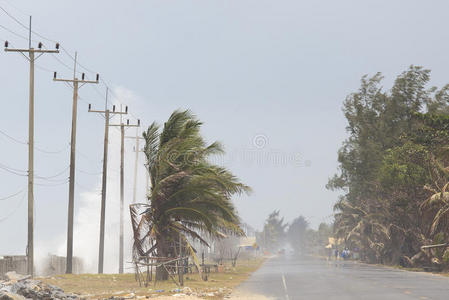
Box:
left=153, top=290, right=273, bottom=299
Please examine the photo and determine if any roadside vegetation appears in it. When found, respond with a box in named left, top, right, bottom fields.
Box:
left=256, top=210, right=332, bottom=255
left=39, top=259, right=265, bottom=299
left=328, top=66, right=449, bottom=270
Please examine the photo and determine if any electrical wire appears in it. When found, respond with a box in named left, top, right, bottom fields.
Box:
left=0, top=191, right=26, bottom=223
left=0, top=162, right=27, bottom=174
left=0, top=188, right=24, bottom=201
left=0, top=5, right=28, bottom=30
left=77, top=168, right=102, bottom=176
left=35, top=165, right=69, bottom=180
left=35, top=143, right=70, bottom=155
left=34, top=63, right=53, bottom=73
left=0, top=23, right=28, bottom=40
left=0, top=128, right=27, bottom=144
left=0, top=128, right=70, bottom=154
left=35, top=180, right=68, bottom=187
left=2, top=5, right=144, bottom=126
left=0, top=0, right=29, bottom=17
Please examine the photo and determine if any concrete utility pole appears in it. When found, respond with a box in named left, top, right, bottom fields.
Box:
left=110, top=117, right=140, bottom=274
left=89, top=102, right=128, bottom=274
left=53, top=55, right=99, bottom=274
left=4, top=16, right=60, bottom=277
left=125, top=129, right=144, bottom=204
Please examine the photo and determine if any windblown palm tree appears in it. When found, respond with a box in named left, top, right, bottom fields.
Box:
left=134, top=110, right=251, bottom=280
left=333, top=198, right=390, bottom=262
left=420, top=183, right=449, bottom=237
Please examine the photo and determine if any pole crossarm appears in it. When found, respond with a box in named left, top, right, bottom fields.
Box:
left=5, top=48, right=59, bottom=54
left=110, top=124, right=140, bottom=127
left=88, top=109, right=127, bottom=115
left=88, top=105, right=128, bottom=116
left=54, top=78, right=98, bottom=84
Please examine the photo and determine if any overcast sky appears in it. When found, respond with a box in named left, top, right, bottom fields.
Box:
left=1, top=0, right=449, bottom=270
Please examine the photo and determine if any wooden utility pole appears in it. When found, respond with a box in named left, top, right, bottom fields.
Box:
left=125, top=129, right=144, bottom=204
left=53, top=56, right=99, bottom=274
left=4, top=16, right=60, bottom=277
left=89, top=103, right=127, bottom=274
left=110, top=117, right=140, bottom=274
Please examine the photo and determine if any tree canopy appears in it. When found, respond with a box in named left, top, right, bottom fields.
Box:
left=329, top=66, right=449, bottom=265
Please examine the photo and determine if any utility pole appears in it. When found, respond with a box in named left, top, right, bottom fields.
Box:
left=89, top=102, right=127, bottom=274
left=4, top=16, right=60, bottom=277
left=125, top=129, right=144, bottom=204
left=110, top=117, right=140, bottom=274
left=53, top=55, right=99, bottom=274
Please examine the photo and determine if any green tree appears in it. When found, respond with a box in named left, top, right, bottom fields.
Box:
left=329, top=66, right=449, bottom=265
left=140, top=110, right=251, bottom=279
left=259, top=210, right=287, bottom=252
left=287, top=216, right=309, bottom=254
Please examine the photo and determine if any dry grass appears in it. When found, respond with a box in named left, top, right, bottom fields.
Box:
left=38, top=258, right=265, bottom=299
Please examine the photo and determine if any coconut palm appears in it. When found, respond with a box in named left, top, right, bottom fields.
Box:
left=138, top=110, right=251, bottom=279
left=333, top=198, right=391, bottom=262
left=420, top=183, right=449, bottom=237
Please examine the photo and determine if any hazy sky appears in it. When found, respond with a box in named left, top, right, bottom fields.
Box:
left=1, top=0, right=449, bottom=270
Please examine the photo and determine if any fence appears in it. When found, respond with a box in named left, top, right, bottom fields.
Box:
left=0, top=254, right=83, bottom=278
left=0, top=256, right=27, bottom=280
left=41, top=255, right=83, bottom=276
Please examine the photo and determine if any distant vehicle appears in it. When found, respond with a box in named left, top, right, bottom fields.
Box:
left=278, top=249, right=286, bottom=255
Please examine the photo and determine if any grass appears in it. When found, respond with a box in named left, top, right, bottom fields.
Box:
left=38, top=258, right=265, bottom=299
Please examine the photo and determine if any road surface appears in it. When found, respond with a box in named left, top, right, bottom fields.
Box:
left=232, top=255, right=449, bottom=300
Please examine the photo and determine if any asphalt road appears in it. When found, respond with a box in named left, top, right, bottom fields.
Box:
left=233, top=255, right=449, bottom=300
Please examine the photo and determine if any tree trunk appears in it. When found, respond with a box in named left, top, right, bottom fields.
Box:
left=156, top=235, right=169, bottom=281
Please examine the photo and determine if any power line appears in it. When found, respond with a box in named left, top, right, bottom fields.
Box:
left=0, top=128, right=70, bottom=154
left=0, top=188, right=25, bottom=201
left=35, top=143, right=70, bottom=154
left=35, top=180, right=69, bottom=187
left=0, top=191, right=26, bottom=223
left=3, top=5, right=147, bottom=130
left=0, top=23, right=28, bottom=40
left=0, top=5, right=28, bottom=30
left=0, top=128, right=27, bottom=144
left=0, top=161, right=27, bottom=174
left=0, top=0, right=29, bottom=17
left=35, top=165, right=69, bottom=180
left=77, top=168, right=102, bottom=176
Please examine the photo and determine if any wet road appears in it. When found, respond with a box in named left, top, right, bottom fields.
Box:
left=234, top=255, right=449, bottom=300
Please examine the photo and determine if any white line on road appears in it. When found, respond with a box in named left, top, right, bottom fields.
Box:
left=282, top=274, right=290, bottom=300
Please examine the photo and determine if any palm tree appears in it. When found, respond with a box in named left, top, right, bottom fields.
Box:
left=137, top=110, right=251, bottom=280
left=333, top=198, right=390, bottom=263
left=420, top=183, right=449, bottom=237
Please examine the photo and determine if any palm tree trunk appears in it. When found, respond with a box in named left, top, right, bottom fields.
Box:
left=156, top=235, right=169, bottom=281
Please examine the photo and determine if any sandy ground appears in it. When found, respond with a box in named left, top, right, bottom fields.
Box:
left=153, top=293, right=273, bottom=299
